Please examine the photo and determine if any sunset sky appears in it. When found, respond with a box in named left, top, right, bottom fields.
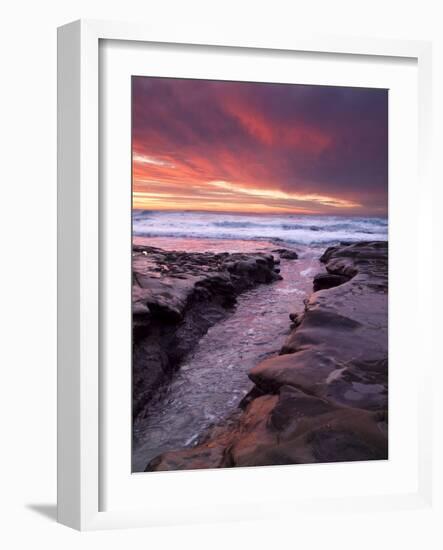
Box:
left=132, top=77, right=388, bottom=216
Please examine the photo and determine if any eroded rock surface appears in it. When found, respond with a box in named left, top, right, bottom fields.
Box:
left=272, top=248, right=299, bottom=260
left=133, top=245, right=282, bottom=419
left=146, top=241, right=388, bottom=471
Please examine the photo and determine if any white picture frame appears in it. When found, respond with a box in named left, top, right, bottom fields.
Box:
left=57, top=19, right=433, bottom=531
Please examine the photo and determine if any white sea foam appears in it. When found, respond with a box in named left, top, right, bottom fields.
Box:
left=133, top=210, right=388, bottom=247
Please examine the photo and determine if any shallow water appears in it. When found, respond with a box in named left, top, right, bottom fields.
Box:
left=132, top=240, right=322, bottom=472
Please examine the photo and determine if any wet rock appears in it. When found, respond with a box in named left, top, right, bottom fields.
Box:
left=150, top=387, right=387, bottom=469
left=272, top=248, right=299, bottom=260
left=146, top=443, right=227, bottom=472
left=133, top=245, right=281, bottom=419
left=313, top=272, right=350, bottom=292
left=227, top=391, right=387, bottom=467
left=269, top=386, right=334, bottom=431
left=255, top=241, right=388, bottom=410
left=288, top=311, right=303, bottom=329
left=238, top=385, right=266, bottom=409
left=147, top=241, right=388, bottom=470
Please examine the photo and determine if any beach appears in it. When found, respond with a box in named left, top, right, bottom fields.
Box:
left=131, top=211, right=388, bottom=472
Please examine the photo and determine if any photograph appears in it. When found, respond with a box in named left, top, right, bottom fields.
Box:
left=131, top=76, right=388, bottom=473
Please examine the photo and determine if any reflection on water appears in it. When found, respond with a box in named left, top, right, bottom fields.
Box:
left=132, top=237, right=322, bottom=472
left=133, top=235, right=278, bottom=254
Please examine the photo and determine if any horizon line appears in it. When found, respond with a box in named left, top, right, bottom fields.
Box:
left=132, top=207, right=388, bottom=218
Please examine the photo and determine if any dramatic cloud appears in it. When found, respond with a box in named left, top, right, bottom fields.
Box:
left=132, top=77, right=388, bottom=215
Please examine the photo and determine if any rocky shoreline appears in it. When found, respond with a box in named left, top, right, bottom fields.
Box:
left=133, top=245, right=287, bottom=420
left=144, top=241, right=388, bottom=471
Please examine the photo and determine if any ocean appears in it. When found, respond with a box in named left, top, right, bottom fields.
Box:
left=132, top=210, right=388, bottom=248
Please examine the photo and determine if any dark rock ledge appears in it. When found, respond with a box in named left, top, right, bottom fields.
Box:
left=133, top=245, right=287, bottom=420
left=146, top=241, right=388, bottom=471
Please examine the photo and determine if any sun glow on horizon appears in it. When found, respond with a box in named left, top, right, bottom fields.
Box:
left=132, top=190, right=319, bottom=214
left=208, top=180, right=361, bottom=209
left=132, top=165, right=362, bottom=214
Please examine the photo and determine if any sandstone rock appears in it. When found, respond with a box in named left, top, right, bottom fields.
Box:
left=149, top=386, right=387, bottom=470
left=146, top=241, right=388, bottom=470
left=313, top=272, right=350, bottom=292
left=257, top=241, right=388, bottom=410
left=227, top=387, right=387, bottom=467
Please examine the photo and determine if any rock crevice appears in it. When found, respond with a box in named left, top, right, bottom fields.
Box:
left=146, top=241, right=388, bottom=471
left=133, top=245, right=283, bottom=420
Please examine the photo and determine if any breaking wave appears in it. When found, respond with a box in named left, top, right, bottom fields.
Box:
left=132, top=210, right=388, bottom=247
